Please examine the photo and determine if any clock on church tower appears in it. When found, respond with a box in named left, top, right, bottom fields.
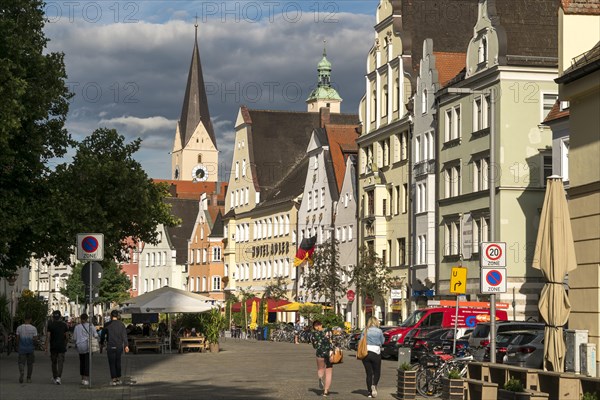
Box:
left=192, top=164, right=209, bottom=182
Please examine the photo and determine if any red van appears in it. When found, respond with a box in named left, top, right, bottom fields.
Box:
left=381, top=305, right=508, bottom=359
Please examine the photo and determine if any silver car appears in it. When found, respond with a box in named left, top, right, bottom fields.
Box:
left=503, top=331, right=545, bottom=369
left=469, top=321, right=545, bottom=360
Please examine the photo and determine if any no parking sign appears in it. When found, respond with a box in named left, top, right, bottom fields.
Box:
left=77, top=233, right=104, bottom=261
left=481, top=268, right=507, bottom=293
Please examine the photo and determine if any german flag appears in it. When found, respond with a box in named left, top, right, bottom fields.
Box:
left=293, top=235, right=317, bottom=267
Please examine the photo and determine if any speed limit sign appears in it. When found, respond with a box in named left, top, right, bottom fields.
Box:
left=480, top=242, right=506, bottom=267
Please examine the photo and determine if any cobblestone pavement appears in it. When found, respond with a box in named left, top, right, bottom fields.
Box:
left=0, top=338, right=426, bottom=399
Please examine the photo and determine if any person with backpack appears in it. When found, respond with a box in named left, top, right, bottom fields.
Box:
left=73, top=313, right=99, bottom=386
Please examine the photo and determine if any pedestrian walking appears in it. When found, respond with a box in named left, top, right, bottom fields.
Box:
left=294, top=319, right=302, bottom=344
left=311, top=320, right=333, bottom=397
left=100, top=310, right=129, bottom=386
left=72, top=313, right=98, bottom=386
left=45, top=310, right=68, bottom=385
left=16, top=315, right=38, bottom=383
left=360, top=317, right=385, bottom=398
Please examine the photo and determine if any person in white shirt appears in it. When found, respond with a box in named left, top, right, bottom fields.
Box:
left=72, top=313, right=99, bottom=386
left=16, top=315, right=38, bottom=384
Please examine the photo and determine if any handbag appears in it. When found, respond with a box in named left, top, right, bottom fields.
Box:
left=356, top=329, right=368, bottom=360
left=83, top=323, right=100, bottom=353
left=330, top=347, right=343, bottom=364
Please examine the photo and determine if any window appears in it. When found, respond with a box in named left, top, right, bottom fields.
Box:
left=189, top=277, right=194, bottom=291
left=202, top=277, right=207, bottom=292
left=561, top=139, right=569, bottom=182
left=400, top=131, right=408, bottom=160
left=245, top=188, right=249, bottom=205
left=473, top=216, right=489, bottom=252
left=144, top=279, right=148, bottom=293
left=314, top=190, right=319, bottom=210
left=474, top=95, right=490, bottom=131
left=382, top=84, right=388, bottom=117
left=383, top=138, right=390, bottom=166
left=212, top=276, right=221, bottom=291
left=394, top=185, right=400, bottom=215
left=478, top=35, right=488, bottom=64
left=274, top=216, right=279, bottom=237
left=212, top=246, right=221, bottom=261
left=307, top=192, right=312, bottom=211
left=473, top=157, right=489, bottom=192
left=150, top=279, right=154, bottom=291
left=157, top=278, right=162, bottom=288
left=444, top=106, right=461, bottom=142
left=402, top=184, right=408, bottom=214
left=444, top=220, right=460, bottom=256
left=348, top=225, right=353, bottom=241
left=541, top=153, right=553, bottom=186
left=415, top=136, right=421, bottom=163
left=542, top=93, right=558, bottom=121
left=444, top=164, right=462, bottom=198
left=164, top=278, right=169, bottom=287
left=203, top=248, right=207, bottom=263
left=242, top=159, right=246, bottom=177
left=397, top=238, right=406, bottom=265
left=132, top=275, right=137, bottom=290
left=367, top=190, right=375, bottom=216
left=344, top=193, right=349, bottom=208
left=279, top=217, right=284, bottom=236
left=285, top=215, right=290, bottom=235
left=197, top=154, right=202, bottom=163
left=313, top=156, right=318, bottom=170
left=235, top=161, right=239, bottom=180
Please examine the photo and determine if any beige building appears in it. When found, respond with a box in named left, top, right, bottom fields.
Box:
left=555, top=0, right=600, bottom=376
left=436, top=0, right=559, bottom=319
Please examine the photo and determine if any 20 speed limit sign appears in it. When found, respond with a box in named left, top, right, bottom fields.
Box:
left=480, top=242, right=506, bottom=267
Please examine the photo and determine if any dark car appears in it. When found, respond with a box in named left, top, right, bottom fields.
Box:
left=469, top=321, right=544, bottom=361
left=477, top=330, right=541, bottom=363
left=409, top=328, right=455, bottom=362
left=348, top=326, right=396, bottom=351
left=504, top=331, right=547, bottom=369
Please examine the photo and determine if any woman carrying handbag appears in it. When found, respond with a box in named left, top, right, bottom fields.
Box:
left=359, top=317, right=385, bottom=398
left=73, top=313, right=99, bottom=386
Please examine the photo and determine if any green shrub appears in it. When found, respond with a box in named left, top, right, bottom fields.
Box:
left=581, top=392, right=598, bottom=400
left=399, top=362, right=412, bottom=371
left=504, top=377, right=524, bottom=392
left=447, top=369, right=462, bottom=379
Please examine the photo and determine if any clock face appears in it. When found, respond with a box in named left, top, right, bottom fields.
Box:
left=192, top=164, right=209, bottom=182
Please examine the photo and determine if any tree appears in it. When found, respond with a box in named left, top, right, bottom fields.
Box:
left=43, top=128, right=179, bottom=265
left=237, top=286, right=255, bottom=335
left=350, top=245, right=394, bottom=324
left=303, top=239, right=347, bottom=313
left=61, top=260, right=130, bottom=308
left=259, top=276, right=289, bottom=324
left=0, top=0, right=72, bottom=276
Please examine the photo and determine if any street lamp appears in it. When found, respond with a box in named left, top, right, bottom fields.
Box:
left=447, top=87, right=498, bottom=362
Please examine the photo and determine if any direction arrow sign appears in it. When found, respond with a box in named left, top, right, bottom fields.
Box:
left=481, top=267, right=507, bottom=293
left=481, top=242, right=506, bottom=267
left=450, top=267, right=467, bottom=294
left=77, top=233, right=104, bottom=261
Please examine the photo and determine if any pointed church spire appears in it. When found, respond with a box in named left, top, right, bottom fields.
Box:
left=178, top=22, right=216, bottom=150
left=306, top=39, right=341, bottom=108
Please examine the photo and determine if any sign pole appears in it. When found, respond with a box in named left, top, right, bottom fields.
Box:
left=453, top=295, right=459, bottom=354
left=489, top=90, right=497, bottom=363
left=88, top=261, right=93, bottom=388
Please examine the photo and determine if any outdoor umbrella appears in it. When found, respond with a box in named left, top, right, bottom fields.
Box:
left=249, top=300, right=258, bottom=331
left=532, top=176, right=578, bottom=372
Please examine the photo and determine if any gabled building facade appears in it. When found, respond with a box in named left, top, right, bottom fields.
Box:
left=412, top=39, right=465, bottom=307
left=435, top=0, right=559, bottom=319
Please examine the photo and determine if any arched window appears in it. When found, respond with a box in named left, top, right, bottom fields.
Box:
left=422, top=88, right=428, bottom=114
left=478, top=35, right=488, bottom=64
left=197, top=154, right=202, bottom=163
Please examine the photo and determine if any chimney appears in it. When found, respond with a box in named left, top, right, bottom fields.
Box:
left=169, top=183, right=177, bottom=198
left=319, top=107, right=330, bottom=128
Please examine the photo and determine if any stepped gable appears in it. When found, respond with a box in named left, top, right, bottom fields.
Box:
left=244, top=108, right=358, bottom=198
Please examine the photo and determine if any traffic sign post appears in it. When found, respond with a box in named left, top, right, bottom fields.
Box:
left=481, top=242, right=506, bottom=267
left=450, top=267, right=467, bottom=294
left=346, top=290, right=355, bottom=302
left=481, top=268, right=507, bottom=293
left=77, top=233, right=104, bottom=389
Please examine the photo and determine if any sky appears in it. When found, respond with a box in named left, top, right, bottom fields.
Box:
left=43, top=1, right=379, bottom=180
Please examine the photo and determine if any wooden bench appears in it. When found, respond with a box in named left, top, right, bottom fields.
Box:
left=178, top=337, right=206, bottom=353
left=134, top=343, right=161, bottom=354
left=464, top=378, right=498, bottom=400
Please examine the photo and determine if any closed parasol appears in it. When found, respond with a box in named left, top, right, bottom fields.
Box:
left=532, top=176, right=578, bottom=372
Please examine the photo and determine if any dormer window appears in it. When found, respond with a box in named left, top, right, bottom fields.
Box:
left=478, top=35, right=488, bottom=64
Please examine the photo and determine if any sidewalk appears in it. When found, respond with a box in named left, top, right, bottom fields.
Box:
left=0, top=338, right=415, bottom=399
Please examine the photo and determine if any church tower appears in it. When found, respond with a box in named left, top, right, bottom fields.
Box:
left=171, top=23, right=218, bottom=182
left=306, top=41, right=342, bottom=113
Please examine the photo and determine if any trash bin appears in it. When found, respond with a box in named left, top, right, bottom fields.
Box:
left=263, top=326, right=269, bottom=340
left=397, top=347, right=411, bottom=368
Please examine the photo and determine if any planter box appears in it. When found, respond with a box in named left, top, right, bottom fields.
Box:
left=397, top=369, right=416, bottom=400
left=442, top=377, right=464, bottom=400
left=498, top=389, right=549, bottom=400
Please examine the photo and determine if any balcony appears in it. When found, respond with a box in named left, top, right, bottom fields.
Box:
left=413, top=159, right=436, bottom=178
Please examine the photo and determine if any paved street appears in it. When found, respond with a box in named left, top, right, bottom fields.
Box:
left=0, top=338, right=411, bottom=399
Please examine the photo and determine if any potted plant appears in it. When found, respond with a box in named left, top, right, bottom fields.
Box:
left=203, top=309, right=226, bottom=353
left=397, top=362, right=416, bottom=400
left=498, top=377, right=532, bottom=400
left=441, top=369, right=464, bottom=400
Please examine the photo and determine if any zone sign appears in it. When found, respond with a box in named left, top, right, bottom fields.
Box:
left=77, top=233, right=104, bottom=261
left=480, top=242, right=506, bottom=267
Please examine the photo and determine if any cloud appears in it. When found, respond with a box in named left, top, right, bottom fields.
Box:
left=43, top=10, right=373, bottom=179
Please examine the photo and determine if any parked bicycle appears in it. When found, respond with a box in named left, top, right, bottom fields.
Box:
left=415, top=349, right=473, bottom=397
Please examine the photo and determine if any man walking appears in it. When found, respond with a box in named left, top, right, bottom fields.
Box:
left=45, top=310, right=68, bottom=384
left=100, top=310, right=129, bottom=385
left=16, top=315, right=38, bottom=383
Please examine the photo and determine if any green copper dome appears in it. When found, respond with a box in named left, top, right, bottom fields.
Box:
left=306, top=41, right=342, bottom=102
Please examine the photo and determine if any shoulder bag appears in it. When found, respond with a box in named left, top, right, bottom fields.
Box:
left=83, top=323, right=100, bottom=353
left=356, top=329, right=368, bottom=360
left=330, top=346, right=344, bottom=364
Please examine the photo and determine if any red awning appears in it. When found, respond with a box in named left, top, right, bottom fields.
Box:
left=231, top=297, right=291, bottom=313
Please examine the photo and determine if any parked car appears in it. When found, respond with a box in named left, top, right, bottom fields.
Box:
left=381, top=306, right=508, bottom=359
left=408, top=328, right=467, bottom=362
left=476, top=330, right=542, bottom=363
left=504, top=331, right=546, bottom=369
left=469, top=321, right=544, bottom=361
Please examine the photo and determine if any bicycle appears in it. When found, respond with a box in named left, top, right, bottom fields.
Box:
left=415, top=349, right=473, bottom=397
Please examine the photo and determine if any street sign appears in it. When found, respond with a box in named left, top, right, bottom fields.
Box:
left=481, top=268, right=507, bottom=293
left=82, top=262, right=103, bottom=286
left=77, top=233, right=104, bottom=261
left=390, top=289, right=403, bottom=299
left=481, top=242, right=506, bottom=267
left=450, top=267, right=467, bottom=294
left=346, top=290, right=355, bottom=302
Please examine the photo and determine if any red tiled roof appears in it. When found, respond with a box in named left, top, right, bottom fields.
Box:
left=153, top=179, right=227, bottom=200
left=561, top=0, right=600, bottom=14
left=433, top=52, right=466, bottom=87
left=543, top=99, right=570, bottom=123
left=324, top=124, right=359, bottom=194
